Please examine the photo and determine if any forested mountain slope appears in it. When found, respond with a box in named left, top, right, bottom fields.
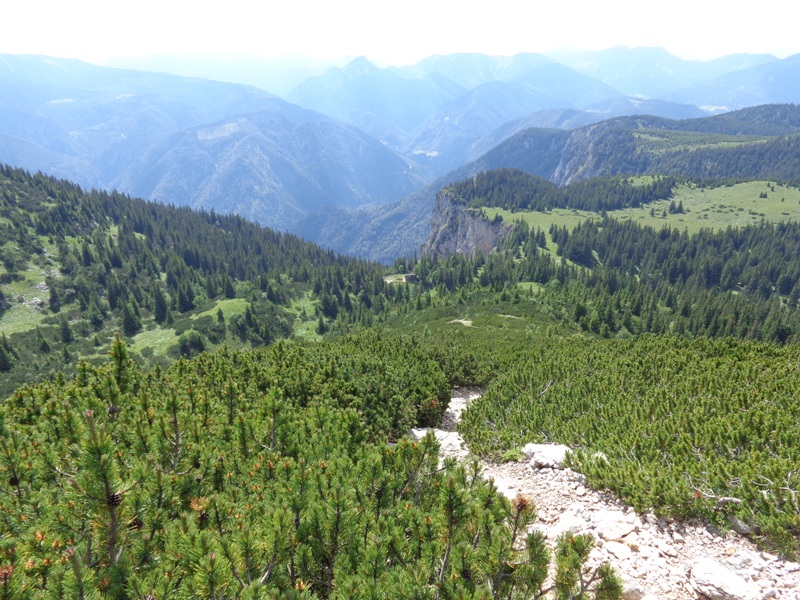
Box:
left=111, top=108, right=428, bottom=231
left=409, top=167, right=800, bottom=352
left=0, top=54, right=430, bottom=235
left=0, top=166, right=412, bottom=397
left=0, top=53, right=277, bottom=189
left=5, top=160, right=800, bottom=600
left=480, top=104, right=800, bottom=185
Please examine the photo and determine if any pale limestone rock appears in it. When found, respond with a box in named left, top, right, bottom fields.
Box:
left=551, top=505, right=590, bottom=537
left=522, top=443, right=571, bottom=469
left=724, top=550, right=767, bottom=573
left=408, top=428, right=467, bottom=461
left=605, top=540, right=633, bottom=560
left=656, top=539, right=678, bottom=558
left=784, top=561, right=800, bottom=572
left=592, top=509, right=638, bottom=541
left=689, top=558, right=759, bottom=600
left=624, top=531, right=641, bottom=547
left=637, top=545, right=658, bottom=560
left=436, top=388, right=800, bottom=598
left=623, top=586, right=645, bottom=600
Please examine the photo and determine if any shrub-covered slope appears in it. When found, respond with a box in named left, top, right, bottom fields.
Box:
left=0, top=333, right=621, bottom=599
left=459, top=336, right=800, bottom=557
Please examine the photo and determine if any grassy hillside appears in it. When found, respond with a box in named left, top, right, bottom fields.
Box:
left=476, top=106, right=800, bottom=187
left=483, top=180, right=800, bottom=236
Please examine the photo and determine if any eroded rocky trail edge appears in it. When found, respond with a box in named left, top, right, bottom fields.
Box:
left=412, top=389, right=800, bottom=600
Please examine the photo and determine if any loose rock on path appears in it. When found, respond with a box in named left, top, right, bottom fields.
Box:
left=411, top=388, right=800, bottom=600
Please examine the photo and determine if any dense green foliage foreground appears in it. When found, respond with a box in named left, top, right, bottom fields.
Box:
left=459, top=336, right=800, bottom=557
left=0, top=333, right=622, bottom=599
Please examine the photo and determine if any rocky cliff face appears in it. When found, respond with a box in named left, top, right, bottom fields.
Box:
left=421, top=188, right=511, bottom=259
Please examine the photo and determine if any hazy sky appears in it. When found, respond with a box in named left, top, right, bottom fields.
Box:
left=5, top=0, right=799, bottom=65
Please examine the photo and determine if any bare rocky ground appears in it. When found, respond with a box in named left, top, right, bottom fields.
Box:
left=411, top=388, right=800, bottom=600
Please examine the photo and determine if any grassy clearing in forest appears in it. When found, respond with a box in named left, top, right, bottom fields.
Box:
left=0, top=304, right=47, bottom=335
left=633, top=130, right=771, bottom=154
left=383, top=291, right=573, bottom=343
left=193, top=298, right=248, bottom=321
left=1, top=266, right=52, bottom=334
left=129, top=327, right=179, bottom=357
left=484, top=181, right=800, bottom=238
left=290, top=292, right=322, bottom=340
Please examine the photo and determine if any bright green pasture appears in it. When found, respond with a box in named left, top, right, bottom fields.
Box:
left=193, top=298, right=248, bottom=321
left=633, top=130, right=771, bottom=154
left=0, top=265, right=53, bottom=334
left=129, top=327, right=179, bottom=356
left=290, top=292, right=322, bottom=341
left=484, top=181, right=800, bottom=238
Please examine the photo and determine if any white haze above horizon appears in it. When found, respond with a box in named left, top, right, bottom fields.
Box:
left=4, top=0, right=799, bottom=66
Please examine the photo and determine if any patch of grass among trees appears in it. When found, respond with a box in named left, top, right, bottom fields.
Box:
left=483, top=180, right=800, bottom=237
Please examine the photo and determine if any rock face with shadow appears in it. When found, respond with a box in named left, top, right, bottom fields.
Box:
left=420, top=189, right=511, bottom=259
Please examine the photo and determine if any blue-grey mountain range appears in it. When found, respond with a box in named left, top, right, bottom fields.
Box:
left=2, top=49, right=800, bottom=261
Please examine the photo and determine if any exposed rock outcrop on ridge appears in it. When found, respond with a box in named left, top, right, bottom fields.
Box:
left=420, top=189, right=512, bottom=259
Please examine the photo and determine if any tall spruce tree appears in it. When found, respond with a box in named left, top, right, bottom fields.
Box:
left=121, top=300, right=142, bottom=336
left=0, top=343, right=12, bottom=372
left=152, top=286, right=169, bottom=324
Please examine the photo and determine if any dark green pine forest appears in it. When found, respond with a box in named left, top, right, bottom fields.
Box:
left=5, top=138, right=800, bottom=597
left=0, top=165, right=408, bottom=393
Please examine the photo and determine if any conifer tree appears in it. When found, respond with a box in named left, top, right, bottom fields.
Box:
left=317, top=314, right=327, bottom=335
left=223, top=274, right=236, bottom=299
left=36, top=326, right=51, bottom=354
left=152, top=286, right=169, bottom=324
left=60, top=314, right=74, bottom=343
left=121, top=300, right=142, bottom=336
left=49, top=282, right=61, bottom=313
left=178, top=281, right=195, bottom=313
left=0, top=344, right=12, bottom=372
left=88, top=297, right=105, bottom=329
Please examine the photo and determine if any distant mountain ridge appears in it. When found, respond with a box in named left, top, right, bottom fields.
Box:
left=289, top=53, right=623, bottom=176
left=3, top=51, right=800, bottom=262
left=313, top=104, right=800, bottom=262
left=113, top=108, right=428, bottom=230
left=0, top=53, right=429, bottom=232
left=284, top=50, right=800, bottom=180
left=0, top=53, right=277, bottom=188
left=667, top=54, right=800, bottom=109
left=553, top=46, right=778, bottom=99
